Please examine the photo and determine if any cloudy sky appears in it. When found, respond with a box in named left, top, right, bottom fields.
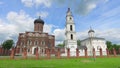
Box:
left=0, top=0, right=120, bottom=45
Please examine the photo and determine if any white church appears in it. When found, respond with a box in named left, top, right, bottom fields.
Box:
left=64, top=8, right=107, bottom=56
left=80, top=28, right=107, bottom=56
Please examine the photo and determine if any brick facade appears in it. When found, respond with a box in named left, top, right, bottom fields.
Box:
left=16, top=17, right=55, bottom=55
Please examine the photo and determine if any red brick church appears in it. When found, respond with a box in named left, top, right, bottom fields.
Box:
left=16, top=17, right=55, bottom=56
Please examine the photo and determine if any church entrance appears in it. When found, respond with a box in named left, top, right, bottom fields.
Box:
left=32, top=46, right=45, bottom=55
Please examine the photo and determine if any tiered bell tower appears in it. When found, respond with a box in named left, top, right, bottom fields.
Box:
left=65, top=8, right=77, bottom=56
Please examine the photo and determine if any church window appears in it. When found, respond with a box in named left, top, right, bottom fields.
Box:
left=71, top=34, right=73, bottom=40
left=41, top=41, right=45, bottom=45
left=44, top=41, right=46, bottom=45
left=41, top=41, right=43, bottom=45
left=30, top=41, right=32, bottom=45
left=70, top=25, right=73, bottom=31
left=34, top=41, right=38, bottom=45
left=70, top=17, right=72, bottom=20
left=27, top=40, right=31, bottom=45
left=28, top=49, right=30, bottom=52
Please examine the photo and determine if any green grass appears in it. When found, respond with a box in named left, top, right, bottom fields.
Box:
left=0, top=57, right=120, bottom=68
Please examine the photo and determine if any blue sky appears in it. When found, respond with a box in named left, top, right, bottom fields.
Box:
left=0, top=0, right=120, bottom=45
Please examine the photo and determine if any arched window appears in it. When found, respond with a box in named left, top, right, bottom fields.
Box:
left=70, top=25, right=73, bottom=31
left=71, top=34, right=73, bottom=40
left=34, top=41, right=38, bottom=45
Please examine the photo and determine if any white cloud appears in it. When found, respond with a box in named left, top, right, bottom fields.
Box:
left=21, top=0, right=33, bottom=7
left=74, top=0, right=107, bottom=15
left=21, top=0, right=52, bottom=7
left=0, top=10, right=34, bottom=43
left=55, top=0, right=109, bottom=15
left=6, top=10, right=34, bottom=32
left=100, top=6, right=120, bottom=19
left=53, top=28, right=65, bottom=46
left=104, top=0, right=109, bottom=2
left=43, top=24, right=57, bottom=34
left=21, top=0, right=109, bottom=15
left=95, top=29, right=120, bottom=44
left=35, top=0, right=52, bottom=7
left=36, top=11, right=48, bottom=18
left=53, top=28, right=65, bottom=41
left=0, top=19, right=18, bottom=43
left=76, top=30, right=88, bottom=40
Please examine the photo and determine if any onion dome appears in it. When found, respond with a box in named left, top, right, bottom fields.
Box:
left=34, top=16, right=44, bottom=24
left=88, top=29, right=95, bottom=33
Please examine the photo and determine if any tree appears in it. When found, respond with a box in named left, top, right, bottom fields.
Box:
left=63, top=40, right=65, bottom=47
left=106, top=41, right=112, bottom=50
left=57, top=41, right=65, bottom=47
left=113, top=44, right=119, bottom=51
left=57, top=44, right=64, bottom=47
left=2, top=40, right=14, bottom=50
left=77, top=39, right=81, bottom=46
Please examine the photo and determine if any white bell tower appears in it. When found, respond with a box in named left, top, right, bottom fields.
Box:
left=65, top=8, right=77, bottom=56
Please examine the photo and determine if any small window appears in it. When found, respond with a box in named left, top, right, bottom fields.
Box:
left=27, top=40, right=31, bottom=45
left=28, top=49, right=30, bottom=52
left=35, top=41, right=37, bottom=45
left=70, top=25, right=73, bottom=31
left=71, top=34, right=73, bottom=40
left=70, top=17, right=72, bottom=20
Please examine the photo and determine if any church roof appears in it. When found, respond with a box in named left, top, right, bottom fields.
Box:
left=34, top=17, right=44, bottom=24
left=81, top=37, right=105, bottom=42
left=88, top=29, right=95, bottom=33
left=67, top=8, right=71, bottom=12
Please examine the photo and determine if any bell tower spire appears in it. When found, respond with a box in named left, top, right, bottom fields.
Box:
left=67, top=8, right=72, bottom=16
